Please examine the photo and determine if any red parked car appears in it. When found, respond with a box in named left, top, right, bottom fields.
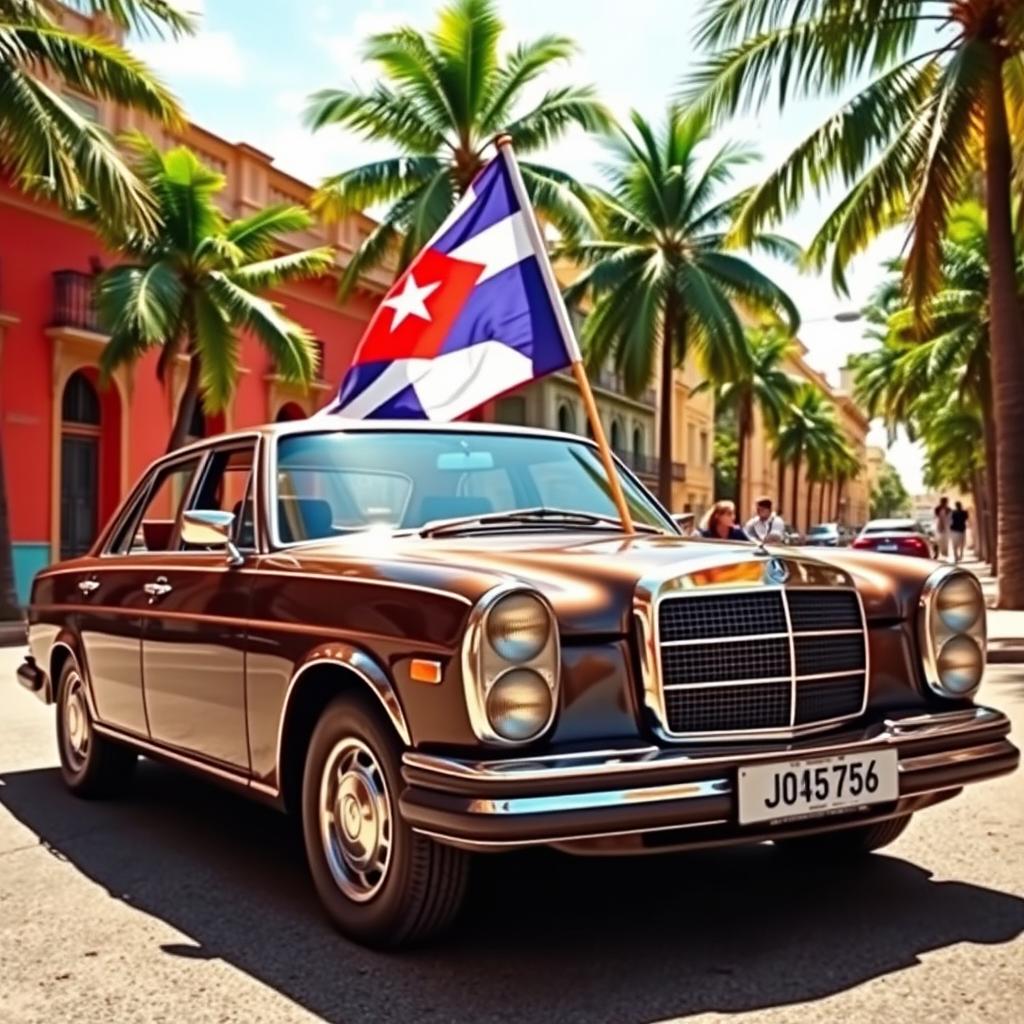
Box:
left=852, top=519, right=937, bottom=558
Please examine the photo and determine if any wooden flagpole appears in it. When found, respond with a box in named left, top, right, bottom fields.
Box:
left=494, top=135, right=636, bottom=534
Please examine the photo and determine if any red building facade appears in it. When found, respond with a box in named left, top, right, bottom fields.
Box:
left=0, top=6, right=393, bottom=602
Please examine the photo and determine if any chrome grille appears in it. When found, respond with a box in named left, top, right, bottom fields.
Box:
left=656, top=588, right=867, bottom=736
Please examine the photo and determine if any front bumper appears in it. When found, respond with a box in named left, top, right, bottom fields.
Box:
left=400, top=706, right=1018, bottom=852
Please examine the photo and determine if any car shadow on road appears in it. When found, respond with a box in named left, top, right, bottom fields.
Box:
left=2, top=760, right=1022, bottom=1024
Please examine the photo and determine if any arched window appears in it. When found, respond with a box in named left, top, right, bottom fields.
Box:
left=60, top=372, right=101, bottom=559
left=62, top=370, right=100, bottom=425
left=557, top=402, right=576, bottom=434
left=276, top=401, right=306, bottom=422
left=633, top=426, right=644, bottom=457
left=610, top=418, right=623, bottom=453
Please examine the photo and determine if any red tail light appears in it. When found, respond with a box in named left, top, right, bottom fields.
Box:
left=899, top=536, right=930, bottom=556
left=852, top=537, right=871, bottom=549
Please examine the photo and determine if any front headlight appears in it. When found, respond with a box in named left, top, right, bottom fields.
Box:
left=920, top=568, right=986, bottom=699
left=464, top=587, right=559, bottom=744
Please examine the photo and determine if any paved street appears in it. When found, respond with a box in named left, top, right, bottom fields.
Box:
left=1, top=644, right=1021, bottom=1024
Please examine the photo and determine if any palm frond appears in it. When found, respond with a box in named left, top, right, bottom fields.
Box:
left=304, top=84, right=446, bottom=152
left=311, top=156, right=442, bottom=222
left=229, top=247, right=335, bottom=290
left=502, top=85, right=610, bottom=153
left=480, top=34, right=577, bottom=131
left=429, top=0, right=501, bottom=129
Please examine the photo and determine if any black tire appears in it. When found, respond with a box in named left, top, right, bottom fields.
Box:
left=55, top=657, right=136, bottom=798
left=301, top=693, right=469, bottom=948
left=775, top=814, right=912, bottom=859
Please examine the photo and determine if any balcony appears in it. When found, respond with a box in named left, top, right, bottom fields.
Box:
left=617, top=450, right=686, bottom=482
left=52, top=270, right=102, bottom=333
left=592, top=367, right=657, bottom=407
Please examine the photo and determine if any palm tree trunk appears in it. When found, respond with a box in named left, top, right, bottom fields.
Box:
left=658, top=293, right=678, bottom=505
left=805, top=479, right=814, bottom=532
left=984, top=53, right=1024, bottom=607
left=791, top=452, right=802, bottom=533
left=777, top=457, right=786, bottom=521
left=168, top=351, right=202, bottom=453
left=819, top=480, right=827, bottom=524
left=736, top=397, right=751, bottom=509
left=982, top=403, right=998, bottom=572
left=0, top=439, right=21, bottom=619
left=971, top=468, right=988, bottom=563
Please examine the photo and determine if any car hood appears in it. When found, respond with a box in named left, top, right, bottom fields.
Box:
left=281, top=531, right=927, bottom=635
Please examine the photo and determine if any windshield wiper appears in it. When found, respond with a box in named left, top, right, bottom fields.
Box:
left=419, top=506, right=665, bottom=538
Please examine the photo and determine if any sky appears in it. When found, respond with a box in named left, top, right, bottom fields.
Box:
left=131, top=0, right=926, bottom=493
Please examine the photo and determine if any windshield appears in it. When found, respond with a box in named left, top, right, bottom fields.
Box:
left=273, top=430, right=675, bottom=543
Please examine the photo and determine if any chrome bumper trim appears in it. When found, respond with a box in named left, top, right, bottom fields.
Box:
left=466, top=777, right=731, bottom=816
left=403, top=706, right=1009, bottom=786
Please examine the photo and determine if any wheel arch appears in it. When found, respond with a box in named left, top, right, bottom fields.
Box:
left=48, top=636, right=82, bottom=705
left=277, top=645, right=411, bottom=815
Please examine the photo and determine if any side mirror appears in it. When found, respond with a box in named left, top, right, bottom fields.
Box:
left=181, top=509, right=243, bottom=566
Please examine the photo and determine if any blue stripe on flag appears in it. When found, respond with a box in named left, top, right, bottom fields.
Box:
left=432, top=157, right=520, bottom=255
left=437, top=255, right=572, bottom=376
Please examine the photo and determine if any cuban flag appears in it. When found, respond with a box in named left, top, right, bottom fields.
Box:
left=322, top=145, right=581, bottom=420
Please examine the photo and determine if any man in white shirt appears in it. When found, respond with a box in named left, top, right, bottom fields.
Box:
left=745, top=496, right=786, bottom=544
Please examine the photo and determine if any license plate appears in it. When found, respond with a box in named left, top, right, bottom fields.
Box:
left=738, top=749, right=899, bottom=826
left=877, top=543, right=898, bottom=552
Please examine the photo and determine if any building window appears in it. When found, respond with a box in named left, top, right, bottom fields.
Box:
left=610, top=418, right=623, bottom=453
left=557, top=402, right=576, bottom=434
left=495, top=396, right=526, bottom=425
left=276, top=402, right=306, bottom=422
left=633, top=426, right=644, bottom=456
left=700, top=430, right=709, bottom=467
left=60, top=372, right=101, bottom=559
left=687, top=424, right=697, bottom=465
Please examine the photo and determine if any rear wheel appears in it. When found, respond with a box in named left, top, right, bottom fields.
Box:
left=301, top=694, right=469, bottom=948
left=775, top=814, right=912, bottom=859
left=56, top=658, right=136, bottom=797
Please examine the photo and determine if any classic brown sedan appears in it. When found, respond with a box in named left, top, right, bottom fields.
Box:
left=16, top=421, right=1019, bottom=947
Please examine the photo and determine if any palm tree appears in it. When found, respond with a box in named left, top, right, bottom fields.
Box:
left=699, top=323, right=800, bottom=512
left=853, top=201, right=1010, bottom=561
left=96, top=140, right=335, bottom=452
left=773, top=385, right=840, bottom=532
left=0, top=0, right=191, bottom=234
left=560, top=106, right=800, bottom=503
left=303, top=0, right=609, bottom=292
left=689, top=1, right=1024, bottom=606
left=0, top=0, right=191, bottom=619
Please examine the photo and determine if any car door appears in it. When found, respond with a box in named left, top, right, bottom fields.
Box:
left=78, top=456, right=202, bottom=738
left=140, top=441, right=257, bottom=770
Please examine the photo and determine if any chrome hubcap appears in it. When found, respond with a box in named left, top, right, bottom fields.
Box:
left=63, top=671, right=90, bottom=769
left=319, top=738, right=392, bottom=902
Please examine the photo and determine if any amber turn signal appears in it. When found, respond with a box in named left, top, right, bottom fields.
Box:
left=410, top=658, right=442, bottom=685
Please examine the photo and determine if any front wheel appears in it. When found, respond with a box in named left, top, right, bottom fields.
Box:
left=56, top=658, right=136, bottom=797
left=775, top=814, right=912, bottom=859
left=301, top=694, right=469, bottom=948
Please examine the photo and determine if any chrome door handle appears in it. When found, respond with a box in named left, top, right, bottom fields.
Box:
left=143, top=577, right=172, bottom=600
left=77, top=579, right=100, bottom=595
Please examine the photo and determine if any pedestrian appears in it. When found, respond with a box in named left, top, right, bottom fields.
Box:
left=700, top=500, right=749, bottom=541
left=744, top=496, right=786, bottom=544
left=950, top=501, right=969, bottom=563
left=934, top=496, right=952, bottom=560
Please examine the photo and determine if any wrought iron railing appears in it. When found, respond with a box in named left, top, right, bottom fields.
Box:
left=617, top=450, right=686, bottom=482
left=52, top=270, right=101, bottom=332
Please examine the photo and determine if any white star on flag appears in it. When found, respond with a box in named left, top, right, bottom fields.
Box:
left=381, top=272, right=441, bottom=330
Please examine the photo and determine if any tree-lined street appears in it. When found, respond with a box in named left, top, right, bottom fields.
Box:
left=1, top=640, right=1021, bottom=1024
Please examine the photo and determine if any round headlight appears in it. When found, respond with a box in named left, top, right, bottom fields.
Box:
left=936, top=574, right=982, bottom=633
left=485, top=669, right=552, bottom=741
left=486, top=592, right=551, bottom=663
left=936, top=634, right=984, bottom=695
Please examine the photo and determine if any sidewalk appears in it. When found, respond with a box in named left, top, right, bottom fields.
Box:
left=0, top=618, right=25, bottom=648
left=963, top=558, right=1024, bottom=664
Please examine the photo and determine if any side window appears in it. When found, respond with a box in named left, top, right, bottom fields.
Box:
left=110, top=459, right=200, bottom=554
left=188, top=444, right=257, bottom=549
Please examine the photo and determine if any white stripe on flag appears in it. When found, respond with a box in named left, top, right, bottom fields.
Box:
left=335, top=342, right=534, bottom=421
left=447, top=211, right=534, bottom=283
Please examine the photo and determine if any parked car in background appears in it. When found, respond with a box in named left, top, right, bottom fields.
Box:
left=15, top=422, right=1016, bottom=947
left=805, top=523, right=853, bottom=548
left=853, top=518, right=937, bottom=558
left=781, top=522, right=803, bottom=545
